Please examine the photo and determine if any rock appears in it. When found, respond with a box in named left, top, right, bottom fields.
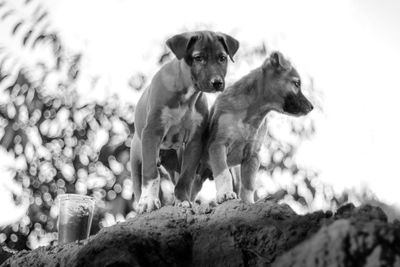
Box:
left=273, top=218, right=400, bottom=267
left=335, top=203, right=388, bottom=222
left=0, top=247, right=15, bottom=265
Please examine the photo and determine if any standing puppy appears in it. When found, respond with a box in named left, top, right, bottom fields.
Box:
left=130, top=31, right=239, bottom=213
left=192, top=51, right=313, bottom=204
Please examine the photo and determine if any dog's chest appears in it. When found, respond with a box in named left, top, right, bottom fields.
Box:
left=218, top=114, right=267, bottom=165
left=161, top=105, right=189, bottom=129
left=160, top=105, right=203, bottom=149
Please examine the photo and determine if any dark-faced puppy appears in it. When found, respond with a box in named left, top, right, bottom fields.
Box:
left=191, top=51, right=313, bottom=204
left=167, top=31, right=238, bottom=92
left=130, top=31, right=239, bottom=213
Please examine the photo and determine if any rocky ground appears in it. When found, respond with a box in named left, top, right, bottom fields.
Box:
left=1, top=198, right=400, bottom=267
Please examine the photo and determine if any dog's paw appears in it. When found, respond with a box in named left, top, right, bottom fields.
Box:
left=137, top=196, right=162, bottom=214
left=240, top=188, right=255, bottom=203
left=216, top=191, right=238, bottom=204
left=174, top=199, right=192, bottom=208
left=174, top=186, right=191, bottom=207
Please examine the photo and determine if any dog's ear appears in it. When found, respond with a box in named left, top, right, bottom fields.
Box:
left=217, top=33, right=240, bottom=62
left=166, top=32, right=198, bottom=60
left=265, top=51, right=291, bottom=71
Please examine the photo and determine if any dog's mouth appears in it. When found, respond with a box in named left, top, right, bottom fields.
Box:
left=191, top=75, right=225, bottom=93
left=193, top=82, right=224, bottom=93
left=193, top=83, right=215, bottom=93
left=282, top=92, right=314, bottom=116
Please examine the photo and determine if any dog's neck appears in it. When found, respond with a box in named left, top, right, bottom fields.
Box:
left=222, top=68, right=275, bottom=126
left=160, top=59, right=195, bottom=94
left=177, top=59, right=193, bottom=90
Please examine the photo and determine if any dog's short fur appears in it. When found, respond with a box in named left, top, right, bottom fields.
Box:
left=191, top=51, right=313, bottom=204
left=130, top=31, right=239, bottom=213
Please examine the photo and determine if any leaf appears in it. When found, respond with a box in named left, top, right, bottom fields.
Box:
left=0, top=58, right=10, bottom=83
left=32, top=34, right=46, bottom=48
left=56, top=56, right=62, bottom=70
left=12, top=20, right=24, bottom=35
left=128, top=73, right=146, bottom=91
left=0, top=122, right=16, bottom=151
left=35, top=11, right=47, bottom=24
left=0, top=72, right=9, bottom=83
left=304, top=177, right=316, bottom=199
left=158, top=51, right=171, bottom=65
left=32, top=4, right=42, bottom=18
left=0, top=105, right=7, bottom=118
left=68, top=54, right=81, bottom=81
left=1, top=9, right=14, bottom=21
left=0, top=54, right=11, bottom=70
left=30, top=21, right=50, bottom=48
left=23, top=30, right=33, bottom=46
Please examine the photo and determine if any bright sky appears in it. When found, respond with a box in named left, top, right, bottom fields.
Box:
left=1, top=0, right=400, bottom=225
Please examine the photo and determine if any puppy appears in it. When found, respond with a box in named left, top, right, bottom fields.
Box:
left=130, top=31, right=239, bottom=213
left=192, top=51, right=313, bottom=204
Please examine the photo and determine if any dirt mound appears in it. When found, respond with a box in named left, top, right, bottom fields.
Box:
left=2, top=200, right=400, bottom=267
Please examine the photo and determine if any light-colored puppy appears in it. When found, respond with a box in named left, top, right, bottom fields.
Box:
left=192, top=51, right=314, bottom=204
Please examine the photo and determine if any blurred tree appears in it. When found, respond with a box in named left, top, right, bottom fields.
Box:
left=0, top=0, right=136, bottom=250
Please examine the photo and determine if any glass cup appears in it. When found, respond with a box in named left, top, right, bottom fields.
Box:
left=58, top=194, right=95, bottom=245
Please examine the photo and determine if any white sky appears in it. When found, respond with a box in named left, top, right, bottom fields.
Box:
left=1, top=0, right=400, bottom=225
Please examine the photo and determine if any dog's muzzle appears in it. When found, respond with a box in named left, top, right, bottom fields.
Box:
left=210, top=77, right=224, bottom=91
left=283, top=92, right=313, bottom=115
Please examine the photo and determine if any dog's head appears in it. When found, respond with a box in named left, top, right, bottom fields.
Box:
left=261, top=51, right=313, bottom=116
left=166, top=31, right=239, bottom=93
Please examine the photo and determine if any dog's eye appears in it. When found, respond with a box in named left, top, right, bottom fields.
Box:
left=293, top=80, right=301, bottom=88
left=193, top=55, right=204, bottom=63
left=218, top=55, right=227, bottom=63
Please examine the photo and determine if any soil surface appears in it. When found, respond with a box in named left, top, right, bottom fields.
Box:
left=2, top=199, right=400, bottom=267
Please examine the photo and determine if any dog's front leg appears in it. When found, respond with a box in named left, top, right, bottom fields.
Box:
left=240, top=154, right=260, bottom=203
left=174, top=137, right=203, bottom=207
left=209, top=144, right=238, bottom=203
left=137, top=124, right=163, bottom=213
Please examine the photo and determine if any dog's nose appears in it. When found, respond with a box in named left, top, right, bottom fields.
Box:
left=211, top=78, right=224, bottom=91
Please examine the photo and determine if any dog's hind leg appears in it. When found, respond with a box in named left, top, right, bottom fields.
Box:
left=230, top=166, right=241, bottom=196
left=130, top=134, right=142, bottom=208
left=158, top=165, right=175, bottom=206
left=174, top=137, right=203, bottom=206
left=160, top=149, right=180, bottom=184
left=190, top=164, right=212, bottom=201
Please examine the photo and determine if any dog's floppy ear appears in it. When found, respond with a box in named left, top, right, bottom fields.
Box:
left=166, top=32, right=198, bottom=60
left=217, top=33, right=240, bottom=62
left=265, top=51, right=291, bottom=71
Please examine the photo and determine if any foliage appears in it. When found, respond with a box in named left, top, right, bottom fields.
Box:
left=0, top=0, right=135, bottom=250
